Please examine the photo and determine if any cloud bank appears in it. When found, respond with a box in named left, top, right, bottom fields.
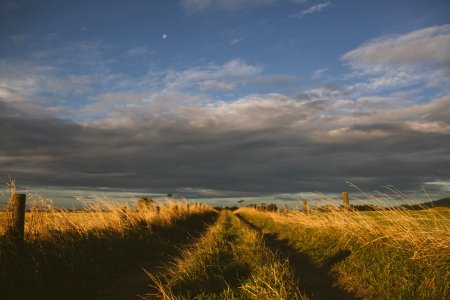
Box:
left=1, top=90, right=449, bottom=194
left=342, top=25, right=450, bottom=70
left=1, top=24, right=449, bottom=197
left=342, top=24, right=450, bottom=92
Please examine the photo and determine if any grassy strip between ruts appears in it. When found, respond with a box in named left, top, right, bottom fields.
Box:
left=0, top=202, right=217, bottom=300
left=148, top=210, right=306, bottom=299
left=236, top=207, right=450, bottom=300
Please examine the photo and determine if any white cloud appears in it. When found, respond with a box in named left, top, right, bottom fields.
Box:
left=199, top=80, right=235, bottom=91
left=0, top=61, right=53, bottom=102
left=349, top=72, right=421, bottom=93
left=424, top=181, right=450, bottom=193
left=162, top=59, right=262, bottom=91
left=290, top=2, right=331, bottom=18
left=180, top=0, right=309, bottom=13
left=342, top=24, right=450, bottom=93
left=312, top=68, right=328, bottom=79
left=180, top=0, right=279, bottom=13
left=219, top=59, right=262, bottom=76
left=406, top=121, right=450, bottom=134
left=0, top=59, right=95, bottom=103
left=127, top=46, right=154, bottom=57
left=84, top=86, right=450, bottom=141
left=297, top=84, right=349, bottom=101
left=342, top=24, right=450, bottom=71
left=230, top=38, right=243, bottom=45
left=78, top=59, right=266, bottom=119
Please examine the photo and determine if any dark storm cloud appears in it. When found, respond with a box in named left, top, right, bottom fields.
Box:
left=1, top=92, right=449, bottom=194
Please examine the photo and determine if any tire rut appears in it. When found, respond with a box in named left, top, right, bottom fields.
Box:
left=236, top=213, right=360, bottom=300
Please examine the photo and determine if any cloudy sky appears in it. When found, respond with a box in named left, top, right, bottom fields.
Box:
left=1, top=0, right=449, bottom=202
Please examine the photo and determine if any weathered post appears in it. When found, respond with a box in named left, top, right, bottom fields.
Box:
left=156, top=205, right=160, bottom=215
left=12, top=193, right=26, bottom=240
left=303, top=200, right=308, bottom=214
left=342, top=192, right=350, bottom=210
left=186, top=203, right=190, bottom=213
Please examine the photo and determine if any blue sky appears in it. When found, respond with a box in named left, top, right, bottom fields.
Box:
left=1, top=0, right=450, bottom=204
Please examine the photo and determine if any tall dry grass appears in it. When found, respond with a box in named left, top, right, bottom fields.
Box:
left=0, top=188, right=212, bottom=240
left=0, top=184, right=216, bottom=300
left=237, top=203, right=450, bottom=299
left=271, top=208, right=449, bottom=263
left=149, top=210, right=305, bottom=299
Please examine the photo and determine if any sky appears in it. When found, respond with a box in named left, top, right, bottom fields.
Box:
left=1, top=0, right=450, bottom=204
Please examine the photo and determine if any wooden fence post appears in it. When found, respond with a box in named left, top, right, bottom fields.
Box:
left=303, top=200, right=308, bottom=214
left=11, top=193, right=26, bottom=240
left=342, top=192, right=350, bottom=210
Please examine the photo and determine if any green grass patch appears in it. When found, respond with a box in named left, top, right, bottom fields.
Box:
left=237, top=208, right=449, bottom=300
left=150, top=210, right=305, bottom=299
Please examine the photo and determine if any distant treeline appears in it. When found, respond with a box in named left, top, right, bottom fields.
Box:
left=246, top=203, right=278, bottom=212
left=396, top=198, right=450, bottom=210
left=240, top=198, right=450, bottom=212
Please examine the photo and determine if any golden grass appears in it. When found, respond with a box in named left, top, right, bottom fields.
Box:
left=0, top=184, right=217, bottom=299
left=148, top=210, right=305, bottom=299
left=238, top=206, right=450, bottom=263
left=236, top=206, right=450, bottom=299
left=0, top=190, right=213, bottom=241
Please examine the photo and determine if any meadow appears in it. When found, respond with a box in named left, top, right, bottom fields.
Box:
left=148, top=210, right=304, bottom=299
left=236, top=206, right=449, bottom=299
left=0, top=191, right=217, bottom=299
left=1, top=187, right=449, bottom=299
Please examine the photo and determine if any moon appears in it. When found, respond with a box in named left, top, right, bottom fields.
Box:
left=162, top=34, right=167, bottom=39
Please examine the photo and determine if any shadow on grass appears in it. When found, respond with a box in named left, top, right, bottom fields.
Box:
left=96, top=212, right=220, bottom=300
left=236, top=214, right=359, bottom=300
left=0, top=212, right=218, bottom=300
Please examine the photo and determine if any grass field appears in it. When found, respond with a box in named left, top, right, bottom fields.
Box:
left=1, top=187, right=449, bottom=299
left=148, top=210, right=304, bottom=299
left=236, top=207, right=450, bottom=300
left=0, top=194, right=217, bottom=300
